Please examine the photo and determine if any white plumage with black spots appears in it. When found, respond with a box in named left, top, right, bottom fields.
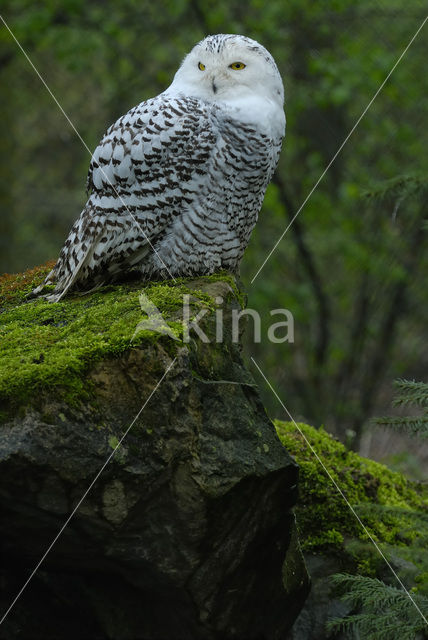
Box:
left=35, top=34, right=285, bottom=301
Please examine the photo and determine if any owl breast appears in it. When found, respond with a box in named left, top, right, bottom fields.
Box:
left=36, top=88, right=283, bottom=302
left=139, top=95, right=283, bottom=278
left=82, top=92, right=282, bottom=281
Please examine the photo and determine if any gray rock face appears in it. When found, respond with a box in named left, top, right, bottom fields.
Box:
left=0, top=278, right=309, bottom=639
left=286, top=555, right=351, bottom=640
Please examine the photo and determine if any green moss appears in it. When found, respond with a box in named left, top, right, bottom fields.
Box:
left=0, top=265, right=240, bottom=410
left=275, top=421, right=428, bottom=561
left=0, top=261, right=56, bottom=308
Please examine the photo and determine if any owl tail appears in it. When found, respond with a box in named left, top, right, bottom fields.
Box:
left=29, top=195, right=152, bottom=302
left=45, top=228, right=108, bottom=302
left=28, top=239, right=102, bottom=302
left=28, top=201, right=106, bottom=303
left=49, top=246, right=104, bottom=302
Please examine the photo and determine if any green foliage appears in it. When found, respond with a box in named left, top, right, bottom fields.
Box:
left=364, top=174, right=428, bottom=206
left=374, top=379, right=428, bottom=438
left=375, top=416, right=428, bottom=438
left=393, top=379, right=428, bottom=408
left=327, top=574, right=428, bottom=639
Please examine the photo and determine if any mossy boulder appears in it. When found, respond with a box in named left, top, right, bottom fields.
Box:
left=0, top=263, right=242, bottom=413
left=276, top=421, right=428, bottom=639
left=0, top=266, right=309, bottom=640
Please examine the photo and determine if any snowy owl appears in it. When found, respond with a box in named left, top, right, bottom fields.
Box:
left=35, top=34, right=285, bottom=302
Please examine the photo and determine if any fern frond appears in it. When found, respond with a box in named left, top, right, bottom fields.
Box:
left=393, top=379, right=428, bottom=408
left=373, top=415, right=428, bottom=437
left=328, top=574, right=428, bottom=639
left=328, top=612, right=426, bottom=640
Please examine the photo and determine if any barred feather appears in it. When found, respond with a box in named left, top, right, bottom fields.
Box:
left=34, top=34, right=285, bottom=302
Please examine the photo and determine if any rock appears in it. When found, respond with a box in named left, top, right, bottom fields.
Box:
left=285, top=554, right=351, bottom=640
left=277, top=421, right=428, bottom=640
left=0, top=267, right=309, bottom=640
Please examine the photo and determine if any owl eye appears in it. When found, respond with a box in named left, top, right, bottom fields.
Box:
left=198, top=62, right=206, bottom=71
left=229, top=62, right=246, bottom=70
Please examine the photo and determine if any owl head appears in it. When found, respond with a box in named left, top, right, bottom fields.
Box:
left=168, top=34, right=284, bottom=108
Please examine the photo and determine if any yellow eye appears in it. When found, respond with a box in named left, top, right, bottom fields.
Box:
left=198, top=62, right=205, bottom=71
left=229, top=62, right=246, bottom=70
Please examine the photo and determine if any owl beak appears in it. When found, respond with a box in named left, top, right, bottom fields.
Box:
left=212, top=79, right=218, bottom=94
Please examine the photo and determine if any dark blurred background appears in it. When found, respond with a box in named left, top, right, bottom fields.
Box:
left=1, top=0, right=427, bottom=476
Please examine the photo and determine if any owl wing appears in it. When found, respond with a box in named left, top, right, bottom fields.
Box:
left=47, top=94, right=217, bottom=300
left=87, top=94, right=215, bottom=195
